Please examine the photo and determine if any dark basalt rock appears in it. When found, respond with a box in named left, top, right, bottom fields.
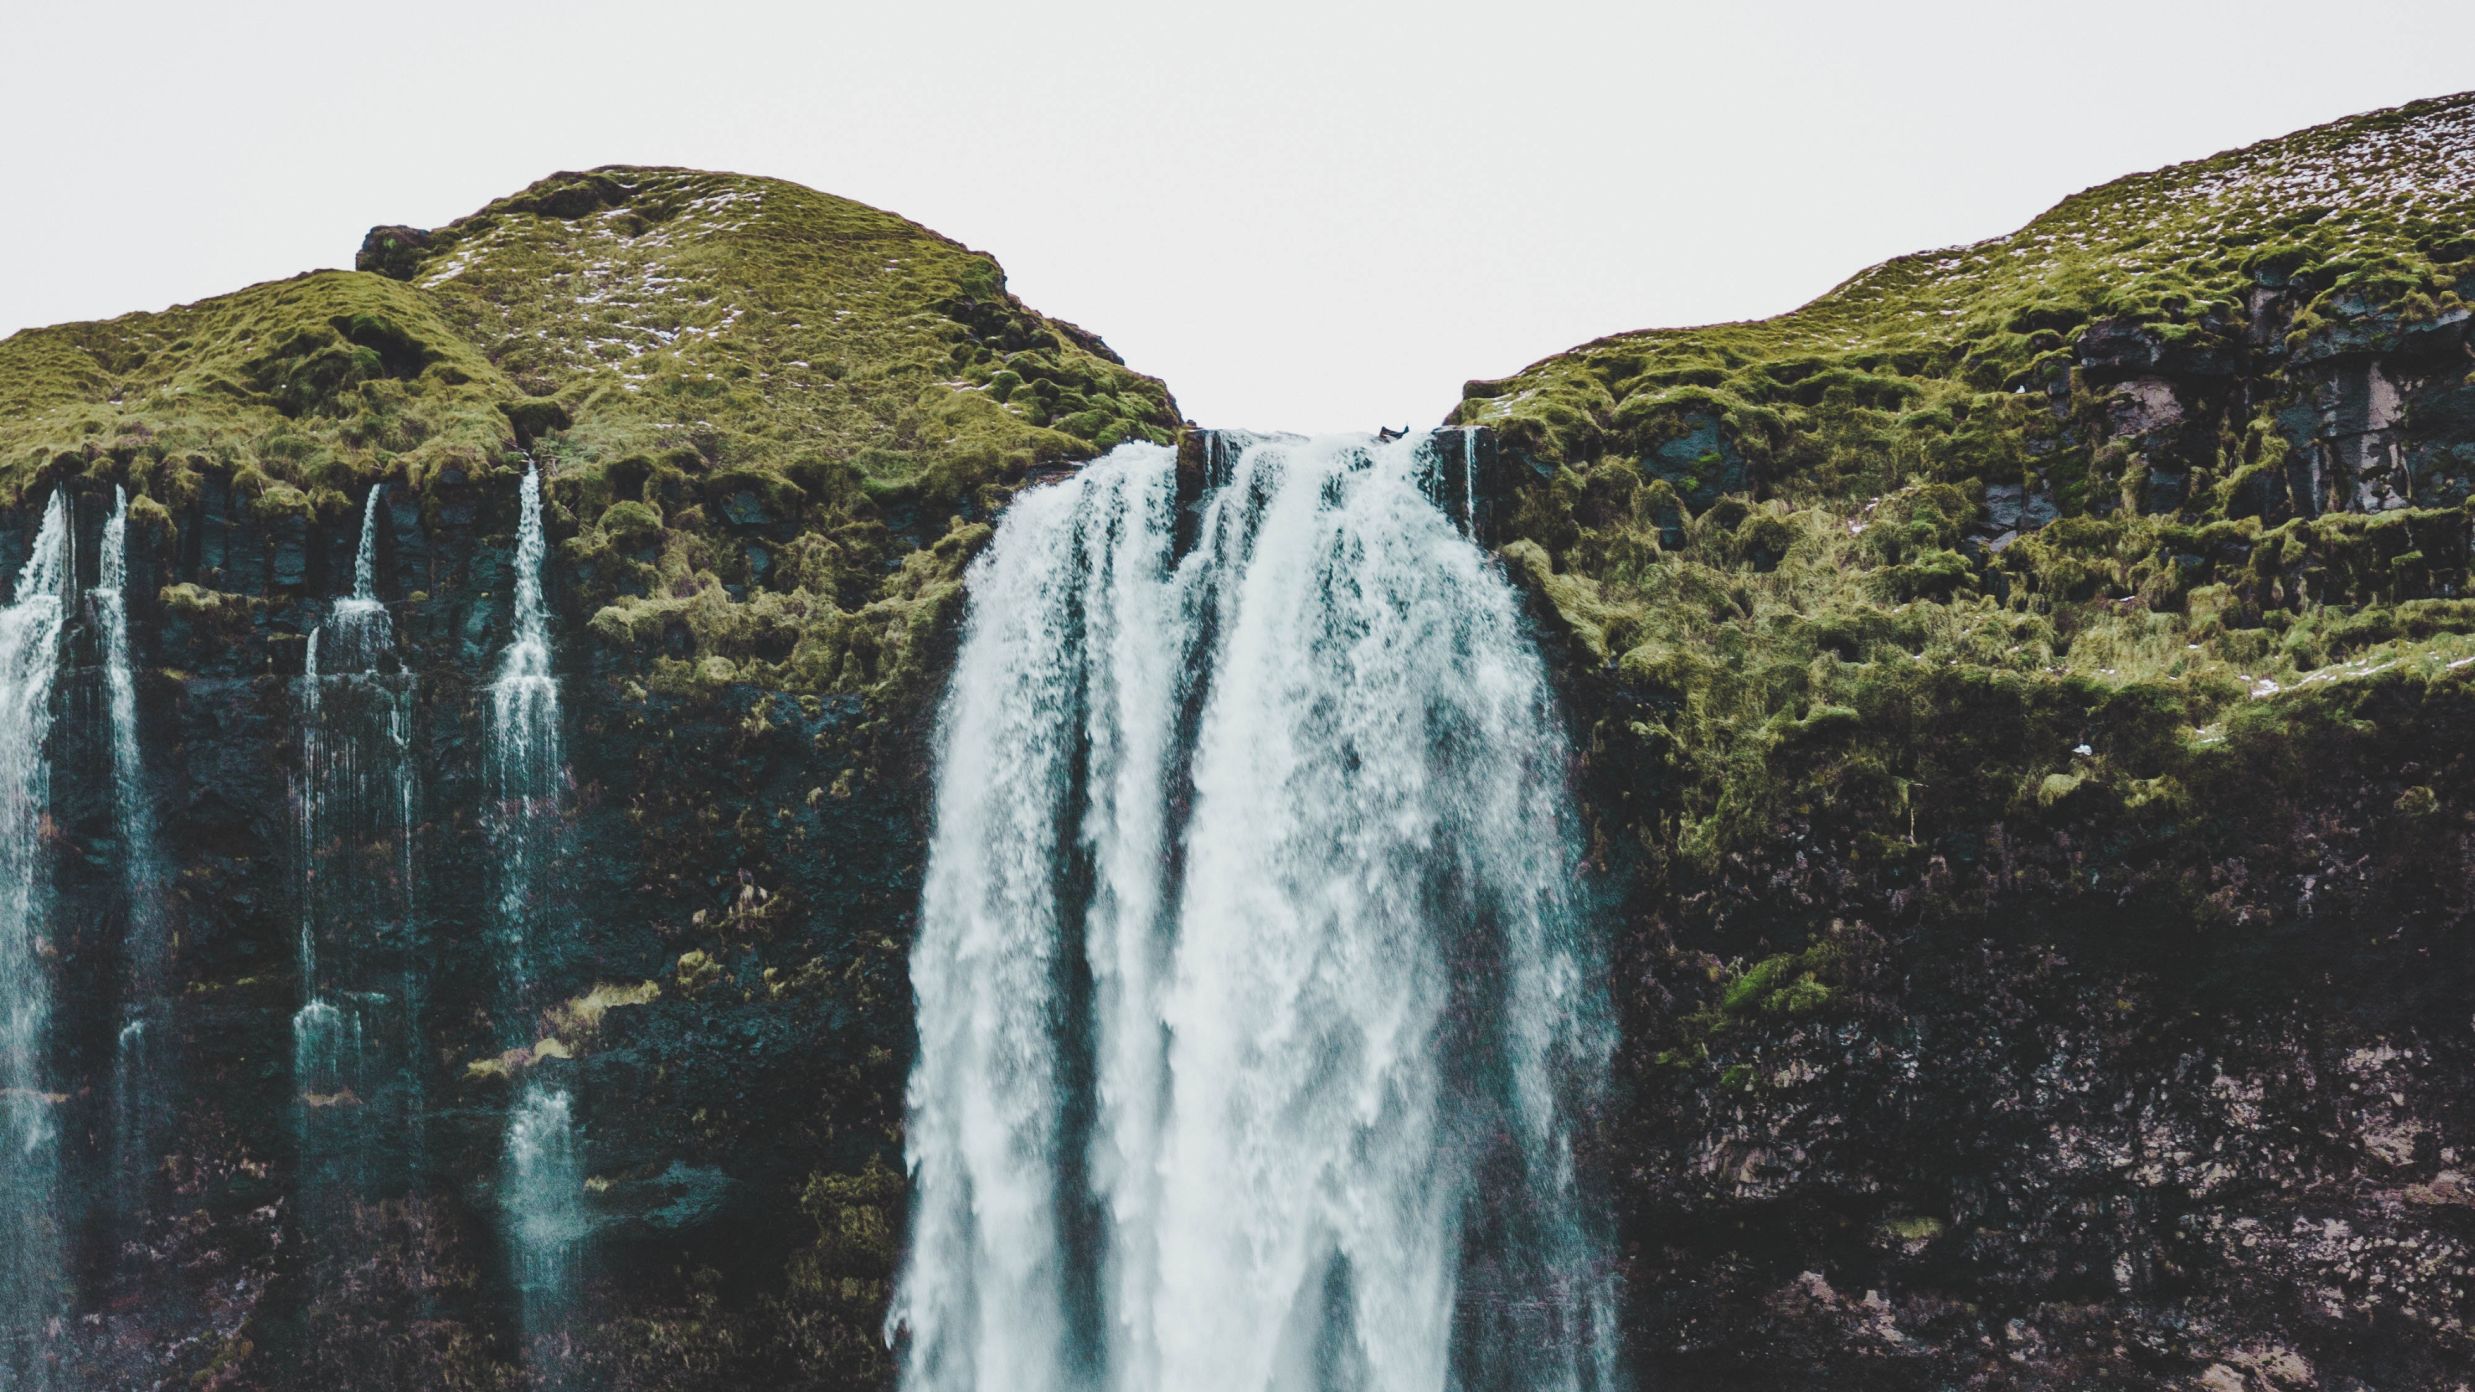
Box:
left=354, top=224, right=433, bottom=281
left=1521, top=598, right=2475, bottom=1387
left=2074, top=313, right=2240, bottom=384
left=1643, top=411, right=1752, bottom=514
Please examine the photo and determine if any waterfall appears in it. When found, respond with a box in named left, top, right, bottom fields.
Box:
left=490, top=463, right=584, bottom=1370
left=352, top=479, right=382, bottom=601
left=292, top=483, right=420, bottom=1211
left=892, top=436, right=1618, bottom=1392
left=98, top=486, right=170, bottom=1239
left=490, top=462, right=563, bottom=1003
left=0, top=494, right=71, bottom=1387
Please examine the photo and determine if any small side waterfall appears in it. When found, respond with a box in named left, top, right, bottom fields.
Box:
left=99, top=487, right=170, bottom=1247
left=489, top=463, right=584, bottom=1375
left=0, top=494, right=72, bottom=1387
left=893, top=436, right=1618, bottom=1392
left=292, top=484, right=421, bottom=1220
left=490, top=462, right=563, bottom=1005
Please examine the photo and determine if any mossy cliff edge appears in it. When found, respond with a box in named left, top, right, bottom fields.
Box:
left=1475, top=92, right=2475, bottom=1386
left=1, top=165, right=1178, bottom=702
left=2, top=95, right=2473, bottom=1389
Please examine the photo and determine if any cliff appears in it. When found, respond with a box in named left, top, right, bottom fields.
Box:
left=0, top=167, right=1173, bottom=1389
left=1474, top=91, right=2475, bottom=1386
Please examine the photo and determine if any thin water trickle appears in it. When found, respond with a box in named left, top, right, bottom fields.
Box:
left=893, top=437, right=1618, bottom=1392
left=292, top=483, right=420, bottom=1220
left=98, top=486, right=170, bottom=1241
left=352, top=481, right=383, bottom=601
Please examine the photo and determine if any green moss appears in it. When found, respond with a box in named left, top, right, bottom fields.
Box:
left=1880, top=1215, right=1947, bottom=1243
left=248, top=481, right=317, bottom=522
left=1721, top=947, right=1840, bottom=1018
left=1500, top=539, right=1638, bottom=664
left=781, top=1158, right=902, bottom=1383
left=599, top=498, right=664, bottom=544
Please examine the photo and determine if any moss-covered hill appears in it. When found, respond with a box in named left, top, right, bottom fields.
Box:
left=1466, top=90, right=2475, bottom=882
left=0, top=164, right=1178, bottom=695
left=1460, top=90, right=2474, bottom=512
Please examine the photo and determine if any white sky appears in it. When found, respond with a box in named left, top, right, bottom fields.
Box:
left=4, top=1, right=2472, bottom=433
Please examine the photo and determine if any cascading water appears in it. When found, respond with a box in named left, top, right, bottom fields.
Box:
left=98, top=486, right=170, bottom=1236
left=0, top=494, right=71, bottom=1387
left=293, top=484, right=421, bottom=1217
left=892, top=435, right=1618, bottom=1392
left=487, top=463, right=585, bottom=1369
left=491, top=462, right=563, bottom=1005
left=501, top=1085, right=585, bottom=1362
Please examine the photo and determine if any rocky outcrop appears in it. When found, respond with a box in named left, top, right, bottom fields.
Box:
left=354, top=224, right=433, bottom=281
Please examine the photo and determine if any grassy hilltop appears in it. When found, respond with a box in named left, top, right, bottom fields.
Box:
left=0, top=165, right=1178, bottom=695
left=1465, top=92, right=2475, bottom=883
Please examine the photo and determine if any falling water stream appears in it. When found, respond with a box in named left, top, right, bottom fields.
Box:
left=98, top=487, right=169, bottom=1251
left=293, top=484, right=421, bottom=1224
left=491, top=463, right=564, bottom=1006
left=893, top=436, right=1618, bottom=1392
left=490, top=463, right=585, bottom=1373
left=0, top=494, right=70, bottom=1386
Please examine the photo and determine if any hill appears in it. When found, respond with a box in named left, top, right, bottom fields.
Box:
left=0, top=165, right=1179, bottom=695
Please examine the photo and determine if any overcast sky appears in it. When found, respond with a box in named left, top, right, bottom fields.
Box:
left=4, top=2, right=2472, bottom=433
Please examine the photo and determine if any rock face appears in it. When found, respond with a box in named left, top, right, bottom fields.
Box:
left=18, top=471, right=924, bottom=1389
left=1577, top=679, right=2475, bottom=1388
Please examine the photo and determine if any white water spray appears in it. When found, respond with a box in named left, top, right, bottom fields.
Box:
left=893, top=437, right=1617, bottom=1392
left=503, top=1083, right=585, bottom=1354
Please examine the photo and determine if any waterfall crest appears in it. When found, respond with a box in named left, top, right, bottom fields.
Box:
left=0, top=494, right=72, bottom=1385
left=893, top=436, right=1618, bottom=1392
